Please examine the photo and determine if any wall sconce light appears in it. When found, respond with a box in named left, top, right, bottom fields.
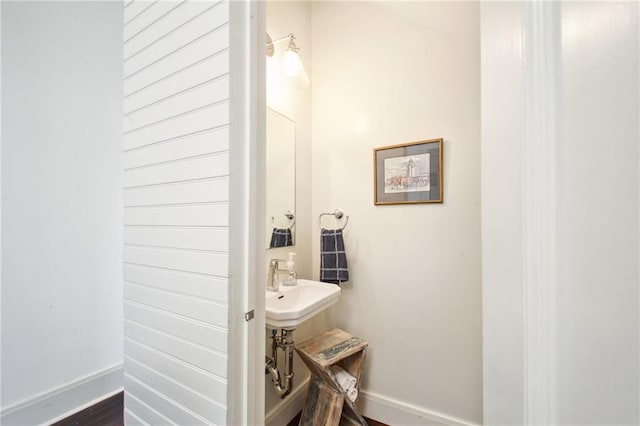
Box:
left=266, top=32, right=310, bottom=89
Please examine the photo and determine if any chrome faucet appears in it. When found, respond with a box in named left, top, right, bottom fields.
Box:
left=267, top=259, right=287, bottom=291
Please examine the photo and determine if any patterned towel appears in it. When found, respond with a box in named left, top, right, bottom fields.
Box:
left=320, top=228, right=349, bottom=284
left=270, top=228, right=292, bottom=248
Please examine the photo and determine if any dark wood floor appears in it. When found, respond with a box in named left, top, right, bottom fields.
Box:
left=363, top=419, right=388, bottom=426
left=53, top=392, right=123, bottom=426
left=55, top=391, right=388, bottom=426
left=287, top=412, right=388, bottom=426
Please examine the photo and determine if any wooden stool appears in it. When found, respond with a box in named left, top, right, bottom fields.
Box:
left=295, top=329, right=368, bottom=426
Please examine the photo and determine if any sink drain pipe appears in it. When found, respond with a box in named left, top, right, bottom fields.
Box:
left=265, top=328, right=294, bottom=398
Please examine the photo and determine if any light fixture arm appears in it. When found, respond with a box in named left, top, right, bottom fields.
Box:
left=266, top=33, right=296, bottom=57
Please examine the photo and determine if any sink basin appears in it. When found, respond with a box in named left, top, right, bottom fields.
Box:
left=266, top=279, right=341, bottom=329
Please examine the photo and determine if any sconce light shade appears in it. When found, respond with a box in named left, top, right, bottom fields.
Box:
left=266, top=32, right=310, bottom=89
left=282, top=48, right=310, bottom=88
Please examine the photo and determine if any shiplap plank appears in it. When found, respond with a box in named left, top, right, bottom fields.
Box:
left=125, top=52, right=229, bottom=113
left=124, top=203, right=228, bottom=227
left=125, top=321, right=227, bottom=378
left=124, top=153, right=229, bottom=187
left=123, top=127, right=228, bottom=168
left=125, top=338, right=227, bottom=403
left=124, top=102, right=229, bottom=151
left=125, top=179, right=229, bottom=208
left=123, top=0, right=230, bottom=422
left=125, top=1, right=211, bottom=57
left=124, top=302, right=227, bottom=352
left=124, top=1, right=182, bottom=42
left=124, top=1, right=155, bottom=25
left=124, top=29, right=228, bottom=95
left=125, top=282, right=228, bottom=327
left=124, top=226, right=228, bottom=251
left=123, top=245, right=228, bottom=277
left=125, top=393, right=175, bottom=426
left=123, top=263, right=228, bottom=302
left=124, top=409, right=149, bottom=426
left=125, top=376, right=209, bottom=426
left=126, top=357, right=226, bottom=425
left=124, top=3, right=228, bottom=76
left=124, top=77, right=229, bottom=132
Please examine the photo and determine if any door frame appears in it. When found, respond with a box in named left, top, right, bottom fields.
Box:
left=227, top=1, right=266, bottom=424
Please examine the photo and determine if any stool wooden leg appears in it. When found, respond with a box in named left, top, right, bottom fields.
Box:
left=299, top=378, right=345, bottom=426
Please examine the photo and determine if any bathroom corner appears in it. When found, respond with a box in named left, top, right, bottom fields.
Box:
left=265, top=1, right=331, bottom=423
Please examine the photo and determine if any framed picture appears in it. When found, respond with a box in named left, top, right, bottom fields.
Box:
left=374, top=138, right=443, bottom=205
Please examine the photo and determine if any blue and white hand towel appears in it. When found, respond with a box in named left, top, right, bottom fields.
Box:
left=270, top=228, right=292, bottom=248
left=320, top=228, right=349, bottom=284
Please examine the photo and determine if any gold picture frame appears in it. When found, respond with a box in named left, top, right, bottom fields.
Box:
left=374, top=138, right=443, bottom=205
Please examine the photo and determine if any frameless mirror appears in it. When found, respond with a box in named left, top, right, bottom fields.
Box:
left=266, top=108, right=296, bottom=249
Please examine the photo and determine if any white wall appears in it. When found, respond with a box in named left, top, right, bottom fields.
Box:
left=0, top=1, right=4, bottom=411
left=311, top=2, right=482, bottom=424
left=481, top=2, right=639, bottom=424
left=1, top=0, right=123, bottom=419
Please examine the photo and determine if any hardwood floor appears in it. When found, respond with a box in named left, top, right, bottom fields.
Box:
left=52, top=392, right=123, bottom=426
left=54, top=392, right=389, bottom=426
left=361, top=418, right=388, bottom=426
left=287, top=411, right=389, bottom=426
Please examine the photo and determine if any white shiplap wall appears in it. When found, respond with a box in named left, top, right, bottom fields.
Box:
left=122, top=1, right=231, bottom=424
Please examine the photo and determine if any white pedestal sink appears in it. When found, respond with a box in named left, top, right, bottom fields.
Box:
left=266, top=279, right=341, bottom=329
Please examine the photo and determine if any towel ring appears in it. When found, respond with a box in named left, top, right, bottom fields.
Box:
left=318, top=209, right=349, bottom=230
left=272, top=211, right=296, bottom=230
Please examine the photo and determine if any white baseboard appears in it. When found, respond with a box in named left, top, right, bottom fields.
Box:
left=1, top=364, right=123, bottom=426
left=359, top=390, right=479, bottom=426
left=263, top=380, right=477, bottom=426
left=265, top=377, right=310, bottom=426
